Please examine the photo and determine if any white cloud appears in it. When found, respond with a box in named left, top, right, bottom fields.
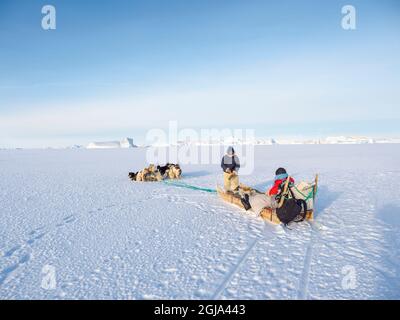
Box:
left=1, top=54, right=399, bottom=147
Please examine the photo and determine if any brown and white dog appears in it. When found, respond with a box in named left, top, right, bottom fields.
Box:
left=168, top=164, right=182, bottom=179
left=157, top=163, right=182, bottom=179
left=128, top=164, right=163, bottom=182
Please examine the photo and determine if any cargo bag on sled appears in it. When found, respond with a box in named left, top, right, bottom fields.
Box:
left=276, top=198, right=307, bottom=225
left=275, top=177, right=308, bottom=225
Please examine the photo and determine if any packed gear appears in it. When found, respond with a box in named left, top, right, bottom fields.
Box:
left=275, top=176, right=308, bottom=226
left=217, top=175, right=318, bottom=225
left=247, top=193, right=277, bottom=214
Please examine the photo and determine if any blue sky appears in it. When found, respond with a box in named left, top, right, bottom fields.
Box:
left=0, top=0, right=399, bottom=147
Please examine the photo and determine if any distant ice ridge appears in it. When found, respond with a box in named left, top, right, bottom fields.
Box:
left=163, top=136, right=400, bottom=146
left=87, top=138, right=137, bottom=149
left=274, top=136, right=400, bottom=145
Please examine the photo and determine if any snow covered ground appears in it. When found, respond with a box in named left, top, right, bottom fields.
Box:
left=0, top=145, right=399, bottom=299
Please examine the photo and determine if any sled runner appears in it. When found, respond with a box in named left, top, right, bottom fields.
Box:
left=217, top=175, right=318, bottom=225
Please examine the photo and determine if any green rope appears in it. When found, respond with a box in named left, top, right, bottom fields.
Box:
left=293, top=185, right=315, bottom=202
left=163, top=180, right=217, bottom=193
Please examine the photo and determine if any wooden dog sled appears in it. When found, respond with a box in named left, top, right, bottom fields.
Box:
left=217, top=175, right=318, bottom=225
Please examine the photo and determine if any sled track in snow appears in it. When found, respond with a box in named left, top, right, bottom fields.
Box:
left=211, top=237, right=259, bottom=300
left=160, top=192, right=264, bottom=300
left=297, top=240, right=313, bottom=299
left=211, top=223, right=267, bottom=300
left=296, top=223, right=319, bottom=299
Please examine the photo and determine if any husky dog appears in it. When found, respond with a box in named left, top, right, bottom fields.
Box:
left=128, top=172, right=138, bottom=181
left=156, top=163, right=182, bottom=179
left=168, top=164, right=182, bottom=179
left=129, top=164, right=163, bottom=182
left=147, top=164, right=163, bottom=181
left=136, top=168, right=149, bottom=181
left=157, top=164, right=170, bottom=176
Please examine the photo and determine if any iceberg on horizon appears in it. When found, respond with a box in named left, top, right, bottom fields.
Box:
left=87, top=137, right=136, bottom=149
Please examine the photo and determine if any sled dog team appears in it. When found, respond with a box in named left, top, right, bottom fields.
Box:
left=129, top=163, right=182, bottom=182
left=129, top=146, right=315, bottom=224
left=129, top=147, right=296, bottom=208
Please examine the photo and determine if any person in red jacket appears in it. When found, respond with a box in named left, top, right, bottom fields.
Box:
left=241, top=167, right=294, bottom=213
left=268, top=167, right=294, bottom=196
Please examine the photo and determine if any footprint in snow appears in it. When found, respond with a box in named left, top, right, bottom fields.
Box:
left=3, top=245, right=21, bottom=258
left=18, top=253, right=30, bottom=264
left=27, top=225, right=46, bottom=236
left=0, top=264, right=19, bottom=285
left=54, top=215, right=76, bottom=228
left=2, top=230, right=46, bottom=260
left=26, top=232, right=46, bottom=245
left=0, top=253, right=31, bottom=285
left=63, top=215, right=76, bottom=223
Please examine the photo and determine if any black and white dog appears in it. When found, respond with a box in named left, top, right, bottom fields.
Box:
left=157, top=163, right=182, bottom=179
